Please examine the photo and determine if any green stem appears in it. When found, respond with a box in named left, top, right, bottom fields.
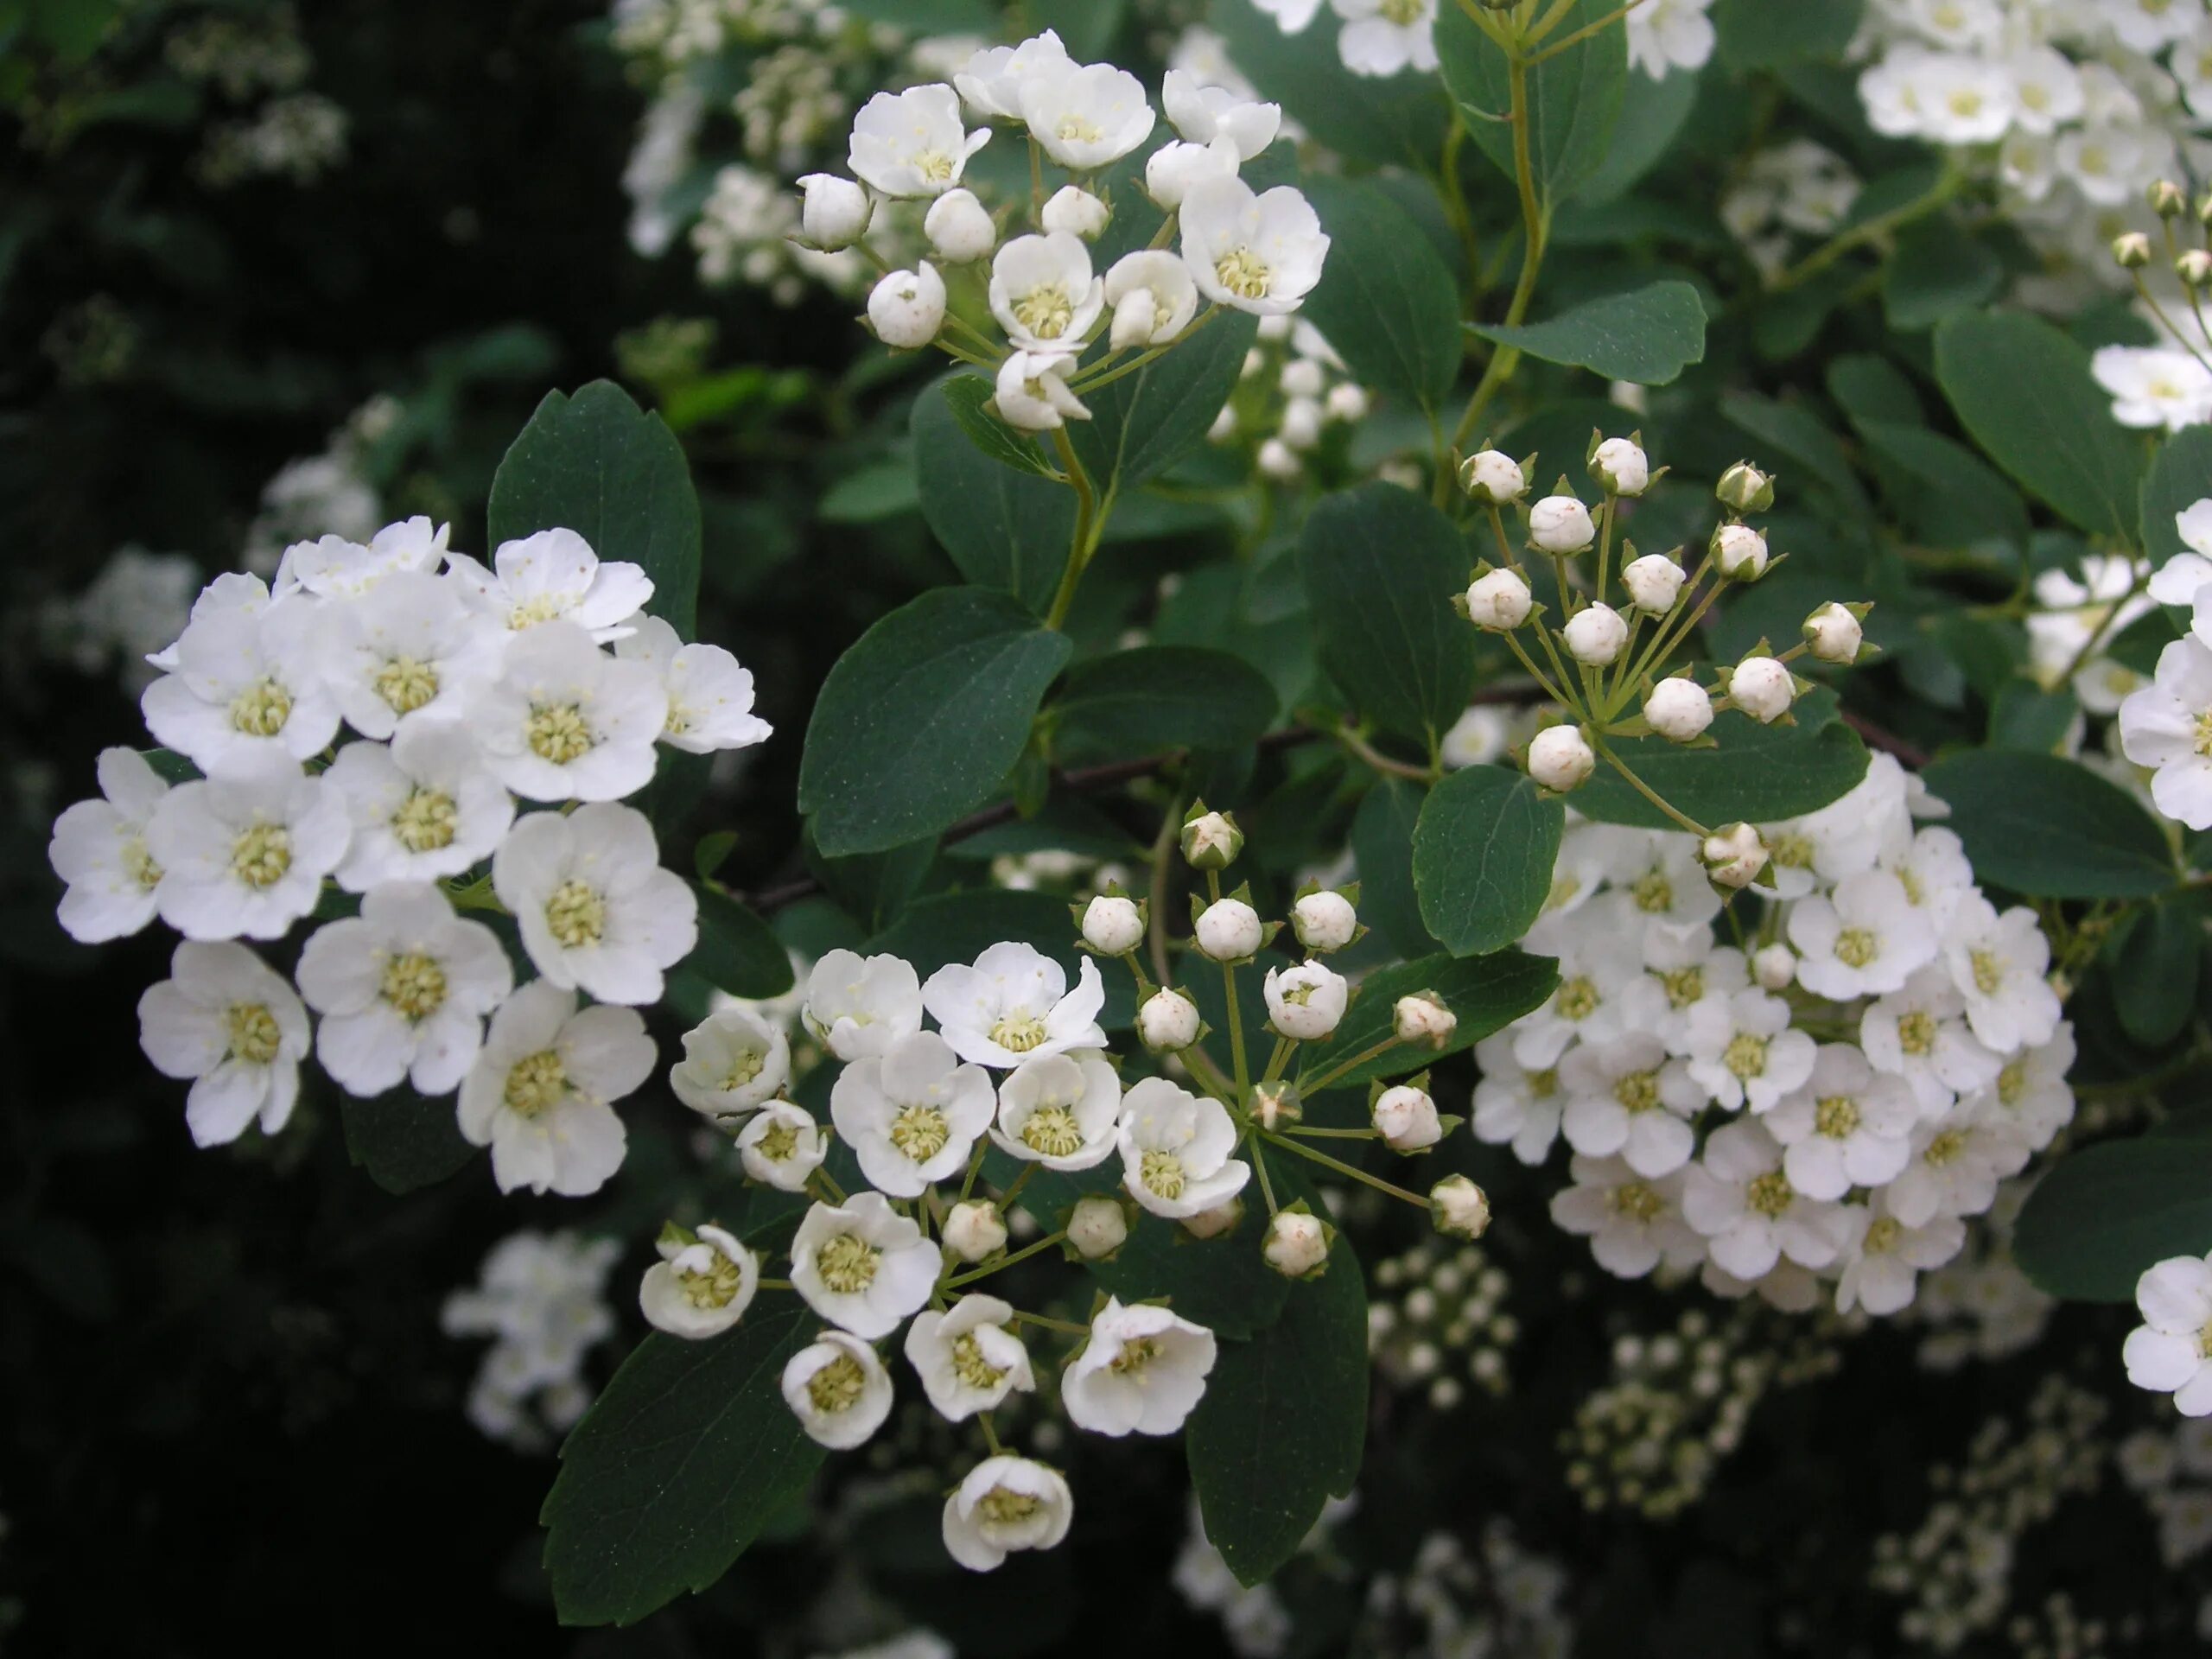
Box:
left=1768, top=163, right=1961, bottom=294
left=1260, top=1129, right=1428, bottom=1208
left=996, top=1161, right=1039, bottom=1214
left=1295, top=1035, right=1400, bottom=1097
left=945, top=1230, right=1067, bottom=1288
left=1009, top=1308, right=1090, bottom=1336
left=1042, top=427, right=1104, bottom=631
left=1211, top=869, right=1251, bottom=1098
left=1593, top=740, right=1707, bottom=836
left=1250, top=1137, right=1280, bottom=1215
left=1525, top=0, right=1649, bottom=63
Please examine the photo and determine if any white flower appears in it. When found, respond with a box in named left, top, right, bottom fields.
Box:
left=1681, top=1120, right=1851, bottom=1279
left=1292, top=890, right=1358, bottom=952
left=145, top=754, right=349, bottom=941
left=1886, top=1107, right=2026, bottom=1227
left=796, top=173, right=871, bottom=251
left=1684, top=988, right=1816, bottom=1114
left=1626, top=0, right=1714, bottom=79
left=1117, top=1076, right=1250, bottom=1217
left=1590, top=437, right=1650, bottom=496
left=1041, top=185, right=1109, bottom=239
left=2121, top=636, right=2212, bottom=829
left=317, top=569, right=499, bottom=740
left=956, top=30, right=1074, bottom=120
left=278, top=516, right=447, bottom=601
left=1621, top=552, right=1685, bottom=613
left=904, top=1294, right=1034, bottom=1421
left=1942, top=896, right=2060, bottom=1054
left=1064, top=1297, right=1217, bottom=1435
left=989, top=232, right=1105, bottom=352
left=830, top=1030, right=995, bottom=1198
left=457, top=981, right=652, bottom=1196
left=1460, top=449, right=1527, bottom=505
left=296, top=881, right=512, bottom=1097
left=992, top=1049, right=1122, bottom=1170
left=1263, top=1210, right=1330, bottom=1276
left=1465, top=568, right=1533, bottom=630
left=1711, top=523, right=1767, bottom=580
left=1549, top=1154, right=1700, bottom=1278
left=1179, top=175, right=1329, bottom=316
left=1969, top=1024, right=2076, bottom=1153
left=1472, top=1032, right=1566, bottom=1163
left=1263, top=959, right=1348, bottom=1039
left=783, top=1330, right=895, bottom=1448
left=1068, top=1193, right=1129, bottom=1258
left=669, top=1004, right=791, bottom=1120
left=1162, top=68, right=1280, bottom=159
left=1860, top=964, right=2001, bottom=1117
left=1430, top=1174, right=1490, bottom=1238
left=1762, top=1043, right=1916, bottom=1200
left=1787, top=869, right=1938, bottom=1000
left=849, top=84, right=989, bottom=197
left=942, top=1456, right=1073, bottom=1572
left=2125, top=1254, right=2212, bottom=1416
left=804, top=949, right=925, bottom=1060
left=1644, top=677, right=1713, bottom=743
left=1137, top=986, right=1203, bottom=1051
left=995, top=348, right=1090, bottom=430
left=1194, top=896, right=1264, bottom=961
left=737, top=1100, right=828, bottom=1190
left=493, top=804, right=695, bottom=1006
left=49, top=747, right=170, bottom=943
left=1883, top=823, right=1975, bottom=935
left=141, top=598, right=340, bottom=772
left=473, top=621, right=667, bottom=803
left=1104, top=249, right=1200, bottom=349
left=923, top=941, right=1108, bottom=1067
left=640, top=1224, right=760, bottom=1339
left=1254, top=0, right=1325, bottom=29
left=1562, top=603, right=1629, bottom=667
left=1618, top=925, right=1748, bottom=1052
left=942, top=1199, right=1007, bottom=1263
left=443, top=529, right=654, bottom=642
left=1560, top=1033, right=1703, bottom=1177
left=1917, top=54, right=2015, bottom=144
left=790, top=1192, right=940, bottom=1338
left=612, top=616, right=772, bottom=755
left=1528, top=495, right=1595, bottom=553
left=1144, top=135, right=1241, bottom=211
left=1527, top=725, right=1595, bottom=791
left=1726, top=656, right=1793, bottom=723
left=924, top=188, right=996, bottom=262
left=137, top=940, right=309, bottom=1147
left=1511, top=928, right=1637, bottom=1067
left=325, top=720, right=514, bottom=890
left=1332, top=0, right=1439, bottom=77
left=1019, top=62, right=1154, bottom=170
left=1754, top=944, right=1794, bottom=991
left=868, top=263, right=949, bottom=349
left=2094, top=346, right=2212, bottom=433
left=1834, top=1200, right=1962, bottom=1317
left=1372, top=1083, right=1443, bottom=1151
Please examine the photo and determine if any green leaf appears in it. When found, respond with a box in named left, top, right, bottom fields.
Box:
left=2110, top=901, right=2202, bottom=1048
left=1294, top=950, right=1560, bottom=1091
left=1883, top=219, right=2002, bottom=332
left=1573, top=688, right=1871, bottom=831
left=1857, top=419, right=2031, bottom=551
left=1207, top=0, right=1449, bottom=170
left=1187, top=1222, right=1366, bottom=1586
left=1920, top=749, right=2178, bottom=899
left=542, top=1312, right=823, bottom=1626
left=1713, top=0, right=1863, bottom=69
left=683, top=886, right=796, bottom=1000
left=1413, top=766, right=1564, bottom=957
left=1468, top=279, right=1707, bottom=386
left=912, top=374, right=1072, bottom=614
left=1298, top=483, right=1475, bottom=753
left=1437, top=0, right=1628, bottom=206
left=1576, top=63, right=1703, bottom=205
left=939, top=372, right=1060, bottom=480
left=1351, top=779, right=1439, bottom=957
left=1935, top=311, right=2144, bottom=545
left=487, top=381, right=703, bottom=637
left=799, top=588, right=1072, bottom=857
left=1300, top=178, right=1462, bottom=411
left=2014, top=1139, right=2212, bottom=1303
left=340, top=1089, right=474, bottom=1195
left=1719, top=391, right=1869, bottom=513
left=1052, top=645, right=1277, bottom=760
left=2142, top=423, right=2212, bottom=567
left=1070, top=309, right=1260, bottom=495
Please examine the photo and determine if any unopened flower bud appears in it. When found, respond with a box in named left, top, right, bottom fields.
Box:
left=1195, top=898, right=1263, bottom=962
left=1526, top=725, right=1595, bottom=792
left=1280, top=396, right=1325, bottom=451
left=1373, top=1084, right=1443, bottom=1151
left=922, top=188, right=995, bottom=262
left=2152, top=178, right=2188, bottom=219
left=2198, top=191, right=2212, bottom=228
left=1325, top=383, right=1370, bottom=422
left=1644, top=677, right=1714, bottom=742
left=1257, top=437, right=1300, bottom=480
left=1711, top=522, right=1769, bottom=581
left=1067, top=1195, right=1128, bottom=1259
left=1715, top=461, right=1775, bottom=514
left=1137, top=988, right=1202, bottom=1052
left=1590, top=436, right=1650, bottom=497
left=1621, top=552, right=1686, bottom=613
left=1701, top=822, right=1769, bottom=890
left=1281, top=358, right=1325, bottom=398
left=1394, top=991, right=1456, bottom=1049
left=1041, top=184, right=1109, bottom=238
left=797, top=173, right=872, bottom=251
left=1529, top=493, right=1596, bottom=553
left=1080, top=894, right=1144, bottom=956
left=2181, top=250, right=2212, bottom=289
left=1292, top=890, right=1358, bottom=952
left=1563, top=602, right=1629, bottom=666
left=867, top=263, right=946, bottom=348
left=1249, top=1079, right=1301, bottom=1131
left=1262, top=1210, right=1331, bottom=1278
left=1726, top=655, right=1794, bottom=723
left=1181, top=1198, right=1243, bottom=1240
left=1459, top=448, right=1527, bottom=504
left=2113, top=231, right=2153, bottom=270
left=1751, top=944, right=1796, bottom=991
left=1802, top=601, right=1864, bottom=664
left=1180, top=807, right=1243, bottom=870
left=1465, top=568, right=1533, bottom=630
left=942, top=1199, right=1007, bottom=1263
left=1430, top=1174, right=1491, bottom=1239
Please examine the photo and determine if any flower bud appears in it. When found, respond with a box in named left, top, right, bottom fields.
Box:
left=1195, top=897, right=1263, bottom=963
left=1526, top=725, right=1595, bottom=792
left=797, top=173, right=872, bottom=251
left=1373, top=1084, right=1443, bottom=1151
left=1715, top=461, right=1775, bottom=514
left=1711, top=522, right=1769, bottom=581
left=1465, top=568, right=1533, bottom=630
left=2113, top=231, right=2153, bottom=270
left=1590, top=436, right=1650, bottom=497
left=1528, top=493, right=1596, bottom=553
left=1280, top=396, right=1325, bottom=451
left=1751, top=944, right=1796, bottom=991
left=2152, top=178, right=2188, bottom=218
left=923, top=188, right=996, bottom=262
left=1137, top=988, right=1202, bottom=1052
left=1249, top=1079, right=1301, bottom=1131
left=1325, top=383, right=1370, bottom=423
left=1563, top=601, right=1629, bottom=666
left=1080, top=894, right=1144, bottom=956
left=1206, top=404, right=1237, bottom=442
left=1109, top=286, right=1160, bottom=351
left=1643, top=677, right=1714, bottom=743
left=1180, top=806, right=1244, bottom=870
left=1459, top=448, right=1527, bottom=504
left=1621, top=552, right=1686, bottom=613
left=2181, top=250, right=2212, bottom=289
left=942, top=1199, right=1007, bottom=1264
left=1262, top=1210, right=1331, bottom=1278
left=1067, top=1194, right=1128, bottom=1259
left=1802, top=601, right=1864, bottom=664
left=1292, top=889, right=1358, bottom=952
left=2199, top=191, right=2212, bottom=228
left=1041, top=184, right=1109, bottom=238
left=1264, top=960, right=1347, bottom=1039
left=867, top=263, right=947, bottom=348
left=1181, top=1198, right=1243, bottom=1240
left=1726, top=655, right=1794, bottom=723
left=1430, top=1174, right=1491, bottom=1240
left=1257, top=437, right=1300, bottom=480
left=1281, top=358, right=1325, bottom=398
left=1700, top=822, right=1769, bottom=890
left=1393, top=991, right=1456, bottom=1049
left=1144, top=137, right=1236, bottom=210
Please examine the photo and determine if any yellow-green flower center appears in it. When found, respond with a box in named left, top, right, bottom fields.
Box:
left=888, top=1103, right=950, bottom=1164
left=228, top=677, right=292, bottom=737
left=1660, top=966, right=1704, bottom=1009
left=503, top=1049, right=568, bottom=1117
left=380, top=950, right=448, bottom=1020
left=1746, top=1171, right=1795, bottom=1217
left=1864, top=1217, right=1902, bottom=1254
left=1815, top=1095, right=1860, bottom=1139
left=508, top=594, right=569, bottom=629
left=526, top=703, right=594, bottom=765
left=1630, top=868, right=1674, bottom=913
left=990, top=1013, right=1049, bottom=1053
left=1724, top=1031, right=1769, bottom=1080
left=1020, top=1103, right=1086, bottom=1159
left=1013, top=283, right=1075, bottom=340
left=816, top=1231, right=880, bottom=1295
left=124, top=835, right=162, bottom=891
left=1380, top=0, right=1425, bottom=21
left=950, top=1332, right=1006, bottom=1391
left=679, top=1251, right=747, bottom=1309
left=1054, top=115, right=1103, bottom=144
left=374, top=655, right=440, bottom=715
left=1834, top=927, right=1879, bottom=969
left=1769, top=831, right=1814, bottom=870
left=1139, top=1148, right=1185, bottom=1201
left=756, top=1121, right=799, bottom=1161
left=1615, top=1071, right=1660, bottom=1114
left=230, top=822, right=292, bottom=889
left=1897, top=1009, right=1936, bottom=1057
left=1108, top=1335, right=1160, bottom=1375
left=1215, top=247, right=1272, bottom=300
left=912, top=149, right=955, bottom=183
left=1556, top=976, right=1599, bottom=1022
left=226, top=1001, right=283, bottom=1065
left=1997, top=1060, right=2025, bottom=1107
left=544, top=880, right=606, bottom=949
left=391, top=787, right=458, bottom=853
left=1969, top=949, right=2005, bottom=996
left=720, top=1048, right=765, bottom=1092
left=807, top=1351, right=868, bottom=1413
left=977, top=1486, right=1041, bottom=1526
left=1923, top=1129, right=1966, bottom=1166
left=1529, top=1067, right=1560, bottom=1099
left=1610, top=1180, right=1663, bottom=1223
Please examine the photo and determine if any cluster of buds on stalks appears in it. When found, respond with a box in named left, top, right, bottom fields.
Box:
left=2113, top=176, right=2212, bottom=372
left=1072, top=801, right=1491, bottom=1278
left=1453, top=436, right=1875, bottom=894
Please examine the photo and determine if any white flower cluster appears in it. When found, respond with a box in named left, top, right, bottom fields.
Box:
left=1472, top=753, right=2076, bottom=1317
left=1211, top=312, right=1372, bottom=481
left=38, top=545, right=200, bottom=694
left=243, top=394, right=396, bottom=574
left=2118, top=494, right=2212, bottom=827
left=1367, top=1237, right=1516, bottom=1408
left=1904, top=1178, right=2056, bottom=1370
left=441, top=1230, right=623, bottom=1450
left=1171, top=1494, right=1354, bottom=1658
left=2118, top=1414, right=2212, bottom=1567
left=1357, top=1523, right=1575, bottom=1659
left=48, top=514, right=772, bottom=1190
left=2124, top=1248, right=2212, bottom=1417
left=2031, top=550, right=2154, bottom=715
left=1253, top=0, right=1710, bottom=83
left=1719, top=140, right=1863, bottom=279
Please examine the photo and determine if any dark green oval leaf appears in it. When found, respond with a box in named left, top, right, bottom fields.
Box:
left=2014, top=1139, right=2212, bottom=1303
left=1413, top=765, right=1563, bottom=957
left=912, top=374, right=1072, bottom=613
left=1921, top=749, right=2178, bottom=899
left=1573, top=688, right=1871, bottom=831
left=1294, top=949, right=1560, bottom=1091
left=340, top=1088, right=474, bottom=1195
left=1438, top=0, right=1627, bottom=206
left=1469, top=279, right=1707, bottom=386
left=2143, top=423, right=2212, bottom=567
left=1052, top=645, right=1278, bottom=760
left=1071, top=309, right=1260, bottom=496
left=1301, top=177, right=1462, bottom=410
left=683, top=886, right=796, bottom=1001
